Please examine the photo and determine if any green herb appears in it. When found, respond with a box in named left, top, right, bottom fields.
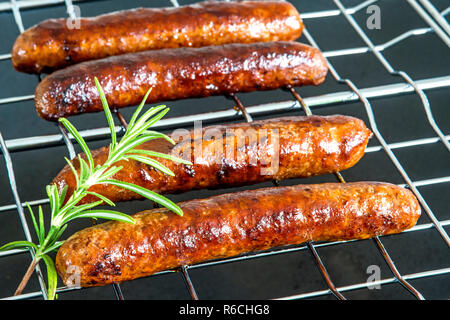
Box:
left=0, top=77, right=191, bottom=300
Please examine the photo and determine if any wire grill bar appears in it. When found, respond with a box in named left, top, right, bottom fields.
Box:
left=407, top=0, right=450, bottom=47
left=114, top=110, right=129, bottom=131
left=276, top=267, right=450, bottom=300
left=4, top=75, right=450, bottom=153
left=294, top=0, right=448, bottom=299
left=417, top=0, right=450, bottom=36
left=304, top=18, right=450, bottom=249
left=288, top=84, right=423, bottom=299
left=4, top=0, right=128, bottom=300
left=2, top=217, right=449, bottom=261
left=0, top=0, right=448, bottom=300
left=372, top=237, right=424, bottom=300
left=0, top=174, right=445, bottom=215
left=284, top=86, right=346, bottom=299
left=55, top=96, right=128, bottom=300
left=0, top=132, right=48, bottom=299
left=328, top=1, right=449, bottom=246
left=228, top=80, right=349, bottom=299
left=55, top=119, right=128, bottom=299
left=180, top=265, right=199, bottom=300
left=64, top=0, right=77, bottom=20
left=306, top=241, right=347, bottom=299
left=9, top=0, right=25, bottom=33
left=333, top=0, right=449, bottom=152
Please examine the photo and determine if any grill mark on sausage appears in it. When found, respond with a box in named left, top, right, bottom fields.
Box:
left=12, top=1, right=303, bottom=74
left=34, top=41, right=327, bottom=120
left=55, top=182, right=420, bottom=287
left=52, top=115, right=372, bottom=205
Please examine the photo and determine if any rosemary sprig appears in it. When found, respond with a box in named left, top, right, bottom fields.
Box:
left=0, top=77, right=190, bottom=300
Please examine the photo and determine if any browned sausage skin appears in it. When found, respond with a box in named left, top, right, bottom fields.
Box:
left=55, top=182, right=420, bottom=287
left=12, top=1, right=303, bottom=74
left=52, top=115, right=372, bottom=205
left=34, top=41, right=328, bottom=121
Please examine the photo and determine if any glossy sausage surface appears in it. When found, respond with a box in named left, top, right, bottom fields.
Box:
left=52, top=115, right=372, bottom=204
left=12, top=1, right=303, bottom=74
left=35, top=41, right=328, bottom=120
left=55, top=182, right=420, bottom=287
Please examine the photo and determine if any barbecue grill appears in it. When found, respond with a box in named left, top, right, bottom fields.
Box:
left=0, top=0, right=448, bottom=300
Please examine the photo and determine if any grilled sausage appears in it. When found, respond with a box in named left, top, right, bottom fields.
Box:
left=53, top=115, right=372, bottom=205
left=55, top=182, right=421, bottom=287
left=12, top=1, right=303, bottom=74
left=34, top=41, right=328, bottom=121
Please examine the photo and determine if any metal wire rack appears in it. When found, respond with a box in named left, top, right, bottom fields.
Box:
left=0, top=0, right=449, bottom=300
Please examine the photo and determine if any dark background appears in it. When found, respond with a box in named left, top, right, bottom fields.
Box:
left=0, top=0, right=449, bottom=300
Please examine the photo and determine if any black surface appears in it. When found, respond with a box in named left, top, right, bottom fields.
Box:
left=0, top=0, right=449, bottom=300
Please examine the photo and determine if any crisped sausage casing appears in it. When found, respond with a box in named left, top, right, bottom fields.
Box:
left=34, top=41, right=327, bottom=120
left=12, top=1, right=303, bottom=74
left=52, top=115, right=372, bottom=205
left=55, top=182, right=421, bottom=287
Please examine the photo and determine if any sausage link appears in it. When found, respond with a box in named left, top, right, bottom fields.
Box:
left=55, top=182, right=420, bottom=287
left=52, top=115, right=372, bottom=205
left=34, top=41, right=328, bottom=120
left=12, top=1, right=303, bottom=74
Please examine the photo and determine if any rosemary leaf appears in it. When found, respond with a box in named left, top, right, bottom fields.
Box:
left=41, top=255, right=58, bottom=300
left=38, top=206, right=45, bottom=245
left=59, top=118, right=94, bottom=171
left=102, top=179, right=183, bottom=216
left=127, top=88, right=153, bottom=133
left=58, top=185, right=68, bottom=206
left=69, top=209, right=135, bottom=224
left=0, top=79, right=184, bottom=300
left=94, top=77, right=117, bottom=151
left=64, top=157, right=79, bottom=188
left=26, top=203, right=42, bottom=245
left=0, top=241, right=38, bottom=252
left=125, top=154, right=175, bottom=176
left=85, top=191, right=116, bottom=207
left=132, top=149, right=192, bottom=165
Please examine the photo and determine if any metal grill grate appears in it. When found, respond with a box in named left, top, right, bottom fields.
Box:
left=0, top=0, right=449, bottom=300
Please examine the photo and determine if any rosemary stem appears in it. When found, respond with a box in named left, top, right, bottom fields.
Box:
left=0, top=84, right=180, bottom=300
left=14, top=226, right=56, bottom=297
left=14, top=257, right=39, bottom=296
